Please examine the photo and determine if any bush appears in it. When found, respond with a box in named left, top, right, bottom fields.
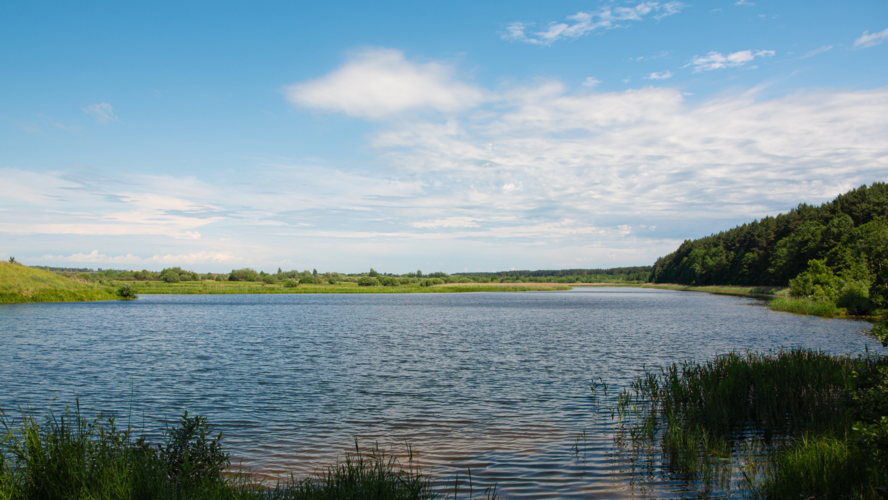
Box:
left=228, top=268, right=258, bottom=282
left=116, top=284, right=136, bottom=299
left=299, top=274, right=319, bottom=284
left=260, top=274, right=277, bottom=285
left=283, top=279, right=299, bottom=288
left=789, top=259, right=839, bottom=301
left=358, top=277, right=380, bottom=287
left=378, top=276, right=400, bottom=287
left=419, top=278, right=445, bottom=287
left=328, top=278, right=336, bottom=284
left=161, top=271, right=180, bottom=283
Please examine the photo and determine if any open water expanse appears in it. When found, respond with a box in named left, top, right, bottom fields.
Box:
left=0, top=287, right=882, bottom=498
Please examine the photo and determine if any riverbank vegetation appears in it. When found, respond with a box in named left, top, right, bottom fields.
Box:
left=649, top=183, right=888, bottom=319
left=605, top=340, right=888, bottom=498
left=0, top=408, right=493, bottom=500
left=0, top=261, right=132, bottom=304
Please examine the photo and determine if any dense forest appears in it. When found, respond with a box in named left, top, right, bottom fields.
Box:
left=651, top=182, right=888, bottom=311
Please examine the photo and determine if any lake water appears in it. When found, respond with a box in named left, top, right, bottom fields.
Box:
left=0, top=288, right=880, bottom=498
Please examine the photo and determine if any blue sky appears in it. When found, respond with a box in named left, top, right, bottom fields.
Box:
left=2, top=1, right=887, bottom=273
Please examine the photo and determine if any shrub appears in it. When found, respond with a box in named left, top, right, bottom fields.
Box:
left=283, top=279, right=299, bottom=288
left=328, top=278, right=336, bottom=284
left=116, top=284, right=136, bottom=299
left=358, top=276, right=380, bottom=287
left=299, top=274, right=319, bottom=284
left=789, top=259, right=839, bottom=300
left=228, top=268, right=258, bottom=282
left=260, top=274, right=277, bottom=285
left=161, top=271, right=180, bottom=283
left=378, top=276, right=400, bottom=287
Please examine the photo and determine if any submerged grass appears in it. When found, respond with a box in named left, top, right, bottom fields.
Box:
left=0, top=262, right=123, bottom=304
left=0, top=406, right=495, bottom=500
left=606, top=349, right=888, bottom=498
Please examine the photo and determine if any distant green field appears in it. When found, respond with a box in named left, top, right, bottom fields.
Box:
left=118, top=280, right=571, bottom=294
left=0, top=262, right=123, bottom=304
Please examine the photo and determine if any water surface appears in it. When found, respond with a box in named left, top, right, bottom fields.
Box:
left=0, top=288, right=879, bottom=498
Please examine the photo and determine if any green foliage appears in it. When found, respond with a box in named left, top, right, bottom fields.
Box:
left=283, top=279, right=299, bottom=288
left=7, top=257, right=15, bottom=264
left=328, top=278, right=336, bottom=285
left=161, top=271, right=180, bottom=283
left=789, top=259, right=839, bottom=301
left=368, top=268, right=379, bottom=277
left=298, top=274, right=319, bottom=285
left=116, top=284, right=137, bottom=299
left=377, top=276, right=400, bottom=287
left=228, top=268, right=259, bottom=282
left=259, top=273, right=277, bottom=285
left=652, top=183, right=888, bottom=286
left=419, top=279, right=445, bottom=287
left=358, top=276, right=380, bottom=287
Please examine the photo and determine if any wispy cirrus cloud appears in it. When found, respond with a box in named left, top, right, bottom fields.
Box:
left=502, top=2, right=686, bottom=45
left=82, top=103, right=118, bottom=123
left=284, top=49, right=486, bottom=118
left=687, top=49, right=775, bottom=71
left=854, top=27, right=888, bottom=48
left=801, top=45, right=833, bottom=59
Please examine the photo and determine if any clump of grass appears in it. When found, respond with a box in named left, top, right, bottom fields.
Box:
left=0, top=406, right=495, bottom=500
left=608, top=350, right=868, bottom=493
left=755, top=431, right=886, bottom=500
left=769, top=297, right=841, bottom=317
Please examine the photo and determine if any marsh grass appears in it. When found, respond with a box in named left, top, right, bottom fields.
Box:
left=0, top=261, right=123, bottom=304
left=605, top=350, right=886, bottom=497
left=769, top=297, right=843, bottom=317
left=0, top=406, right=495, bottom=500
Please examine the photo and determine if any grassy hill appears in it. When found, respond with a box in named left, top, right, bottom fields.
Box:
left=0, top=261, right=123, bottom=304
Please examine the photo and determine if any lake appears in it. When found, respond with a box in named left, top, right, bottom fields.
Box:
left=0, top=287, right=880, bottom=498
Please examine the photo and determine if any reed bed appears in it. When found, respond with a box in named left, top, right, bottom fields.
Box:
left=769, top=297, right=842, bottom=318
left=0, top=406, right=495, bottom=500
left=605, top=349, right=887, bottom=498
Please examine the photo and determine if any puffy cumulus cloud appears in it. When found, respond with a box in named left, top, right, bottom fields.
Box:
left=855, top=28, right=888, bottom=48
left=82, top=103, right=118, bottom=123
left=503, top=2, right=686, bottom=45
left=285, top=49, right=486, bottom=118
left=688, top=50, right=774, bottom=71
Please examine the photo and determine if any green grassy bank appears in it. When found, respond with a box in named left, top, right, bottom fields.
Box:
left=114, top=280, right=571, bottom=295
left=0, top=408, right=494, bottom=500
left=0, top=261, right=128, bottom=305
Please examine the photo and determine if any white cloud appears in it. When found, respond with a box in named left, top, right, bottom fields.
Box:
left=646, top=70, right=674, bottom=79
left=411, top=217, right=482, bottom=229
left=37, top=250, right=241, bottom=266
left=83, top=103, right=118, bottom=123
left=688, top=49, right=774, bottom=71
left=735, top=0, right=754, bottom=6
left=855, top=28, right=888, bottom=48
left=503, top=2, right=686, bottom=45
left=582, top=77, right=601, bottom=88
left=285, top=49, right=486, bottom=118
left=801, top=45, right=833, bottom=59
